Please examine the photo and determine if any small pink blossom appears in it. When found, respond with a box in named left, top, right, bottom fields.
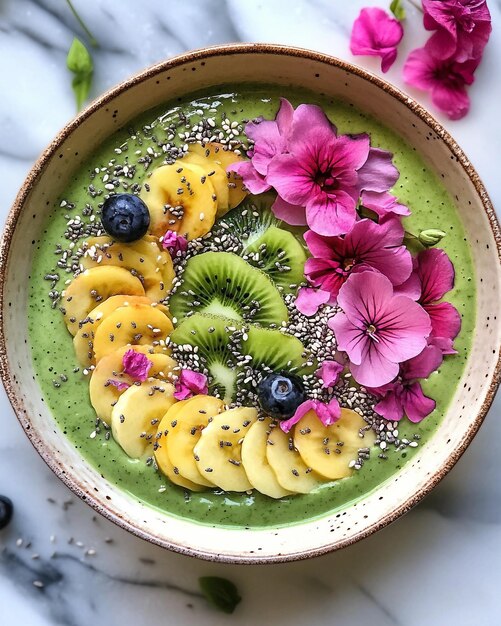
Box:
left=294, top=287, right=330, bottom=316
left=161, top=230, right=188, bottom=256
left=107, top=379, right=131, bottom=392
left=350, top=7, right=405, bottom=73
left=403, top=46, right=478, bottom=120
left=316, top=360, right=343, bottom=388
left=280, top=397, right=341, bottom=433
left=122, top=349, right=153, bottom=382
left=360, top=191, right=410, bottom=219
left=174, top=369, right=208, bottom=400
left=304, top=218, right=412, bottom=302
left=423, top=0, right=492, bottom=62
left=369, top=344, right=443, bottom=423
left=329, top=272, right=431, bottom=387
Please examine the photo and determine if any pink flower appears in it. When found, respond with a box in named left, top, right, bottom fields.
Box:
left=161, top=230, right=188, bottom=256
left=107, top=379, right=131, bottom=392
left=304, top=218, right=412, bottom=302
left=122, top=349, right=153, bottom=382
left=316, top=360, right=344, bottom=388
left=403, top=46, right=478, bottom=120
left=414, top=248, right=461, bottom=351
left=360, top=191, right=410, bottom=219
left=174, top=369, right=208, bottom=401
left=350, top=7, right=405, bottom=73
left=280, top=398, right=341, bottom=433
left=423, top=0, right=492, bottom=62
left=329, top=272, right=431, bottom=387
left=294, top=287, right=330, bottom=316
left=369, top=344, right=443, bottom=422
left=357, top=148, right=400, bottom=194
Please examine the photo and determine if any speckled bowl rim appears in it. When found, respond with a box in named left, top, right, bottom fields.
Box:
left=0, top=43, right=500, bottom=564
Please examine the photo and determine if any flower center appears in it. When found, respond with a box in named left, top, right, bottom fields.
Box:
left=343, top=257, right=356, bottom=271
left=315, top=169, right=338, bottom=193
left=366, top=323, right=380, bottom=342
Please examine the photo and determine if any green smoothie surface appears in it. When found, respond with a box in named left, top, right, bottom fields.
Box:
left=28, top=85, right=475, bottom=528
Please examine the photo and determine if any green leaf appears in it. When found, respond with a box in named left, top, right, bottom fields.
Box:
left=66, top=38, right=93, bottom=111
left=390, top=0, right=406, bottom=20
left=199, top=576, right=242, bottom=614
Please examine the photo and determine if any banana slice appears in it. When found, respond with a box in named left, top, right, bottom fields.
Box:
left=182, top=152, right=229, bottom=214
left=241, top=417, right=293, bottom=499
left=266, top=423, right=325, bottom=494
left=190, top=142, right=248, bottom=210
left=194, top=406, right=257, bottom=492
left=93, top=303, right=173, bottom=362
left=89, top=344, right=177, bottom=425
left=293, top=408, right=375, bottom=480
left=73, top=295, right=153, bottom=366
left=140, top=162, right=217, bottom=239
left=166, top=395, right=225, bottom=488
left=111, top=379, right=176, bottom=458
left=62, top=266, right=145, bottom=336
left=155, top=401, right=207, bottom=492
left=81, top=238, right=165, bottom=302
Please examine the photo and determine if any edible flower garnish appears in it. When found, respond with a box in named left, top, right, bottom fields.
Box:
left=174, top=369, right=208, bottom=401
left=316, top=360, right=344, bottom=388
left=350, top=7, right=404, bottom=72
left=304, top=218, right=412, bottom=303
left=122, top=350, right=153, bottom=382
left=107, top=379, right=130, bottom=392
left=161, top=230, right=188, bottom=256
left=294, top=287, right=330, bottom=316
left=280, top=398, right=341, bottom=433
left=329, top=271, right=431, bottom=387
left=360, top=190, right=410, bottom=220
left=369, top=344, right=443, bottom=423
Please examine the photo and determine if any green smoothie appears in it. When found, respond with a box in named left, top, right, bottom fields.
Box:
left=28, top=85, right=475, bottom=528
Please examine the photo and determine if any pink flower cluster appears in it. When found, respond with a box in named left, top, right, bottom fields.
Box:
left=349, top=1, right=491, bottom=120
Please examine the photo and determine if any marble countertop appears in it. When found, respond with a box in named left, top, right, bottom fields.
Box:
left=0, top=1, right=500, bottom=624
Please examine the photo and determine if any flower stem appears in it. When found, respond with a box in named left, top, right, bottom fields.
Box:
left=65, top=0, right=98, bottom=48
left=405, top=0, right=423, bottom=12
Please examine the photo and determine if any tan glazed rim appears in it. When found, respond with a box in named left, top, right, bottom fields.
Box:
left=0, top=43, right=500, bottom=563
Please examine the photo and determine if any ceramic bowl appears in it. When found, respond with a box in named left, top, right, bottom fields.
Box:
left=1, top=44, right=500, bottom=563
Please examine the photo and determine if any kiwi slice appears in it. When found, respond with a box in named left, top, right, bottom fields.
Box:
left=242, top=325, right=316, bottom=376
left=169, top=251, right=288, bottom=326
left=216, top=196, right=307, bottom=294
left=170, top=313, right=242, bottom=404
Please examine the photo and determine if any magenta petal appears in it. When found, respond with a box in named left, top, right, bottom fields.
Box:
left=426, top=302, right=462, bottom=341
left=402, top=344, right=443, bottom=380
left=174, top=369, right=208, bottom=401
left=279, top=398, right=340, bottom=433
left=306, top=192, right=357, bottom=237
left=350, top=7, right=404, bottom=73
left=417, top=248, right=455, bottom=303
left=336, top=271, right=394, bottom=327
left=266, top=153, right=316, bottom=206
left=245, top=120, right=285, bottom=176
left=122, top=350, right=153, bottom=382
left=350, top=343, right=400, bottom=387
left=402, top=382, right=436, bottom=423
left=374, top=385, right=405, bottom=421
left=289, top=103, right=337, bottom=141
left=227, top=160, right=271, bottom=194
left=428, top=336, right=457, bottom=356
left=431, top=81, right=470, bottom=121
left=329, top=312, right=367, bottom=366
left=107, top=379, right=131, bottom=392
left=360, top=190, right=410, bottom=218
left=295, top=287, right=330, bottom=317
left=394, top=270, right=421, bottom=300
left=161, top=230, right=188, bottom=255
left=358, top=148, right=399, bottom=194
left=271, top=196, right=307, bottom=226
left=276, top=98, right=295, bottom=136
left=316, top=360, right=343, bottom=387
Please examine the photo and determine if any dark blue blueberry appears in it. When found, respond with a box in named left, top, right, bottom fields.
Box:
left=257, top=372, right=306, bottom=419
left=0, top=496, right=13, bottom=530
left=101, top=194, right=150, bottom=243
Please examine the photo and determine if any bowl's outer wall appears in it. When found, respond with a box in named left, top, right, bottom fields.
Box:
left=1, top=45, right=500, bottom=563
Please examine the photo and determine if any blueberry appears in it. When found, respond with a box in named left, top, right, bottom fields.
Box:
left=0, top=496, right=13, bottom=530
left=101, top=193, right=150, bottom=243
left=257, top=372, right=306, bottom=419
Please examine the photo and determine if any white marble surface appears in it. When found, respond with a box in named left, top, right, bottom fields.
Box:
left=0, top=1, right=500, bottom=624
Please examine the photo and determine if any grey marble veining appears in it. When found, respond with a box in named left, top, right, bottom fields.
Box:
left=0, top=1, right=500, bottom=625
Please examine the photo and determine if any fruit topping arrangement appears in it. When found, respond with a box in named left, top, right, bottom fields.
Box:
left=55, top=98, right=461, bottom=499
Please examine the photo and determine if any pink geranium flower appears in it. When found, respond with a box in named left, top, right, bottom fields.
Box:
left=161, top=230, right=188, bottom=256
left=294, top=287, right=330, bottom=316
left=329, top=272, right=431, bottom=387
left=304, top=218, right=412, bottom=302
left=174, top=369, right=208, bottom=400
left=350, top=7, right=405, bottom=73
left=280, top=398, right=341, bottom=433
left=403, top=46, right=478, bottom=120
left=414, top=248, right=461, bottom=352
left=122, top=349, right=153, bottom=382
left=360, top=190, right=410, bottom=219
left=423, top=0, right=492, bottom=62
left=369, top=344, right=443, bottom=423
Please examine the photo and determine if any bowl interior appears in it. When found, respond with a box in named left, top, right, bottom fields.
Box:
left=1, top=45, right=500, bottom=562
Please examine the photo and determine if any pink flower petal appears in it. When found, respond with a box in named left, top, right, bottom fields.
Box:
left=174, top=369, right=208, bottom=401
left=107, top=379, right=131, bottom=392
left=350, top=342, right=401, bottom=388
left=374, top=384, right=405, bottom=421
left=316, top=360, right=343, bottom=387
left=417, top=248, right=455, bottom=303
left=402, top=344, right=443, bottom=380
left=428, top=336, right=457, bottom=355
left=425, top=301, right=462, bottom=342
left=227, top=160, right=271, bottom=194
left=279, top=398, right=341, bottom=433
left=161, top=230, right=188, bottom=255
left=361, top=190, right=410, bottom=218
left=394, top=269, right=421, bottom=300
left=306, top=190, right=358, bottom=237
left=329, top=312, right=367, bottom=367
left=122, top=350, right=153, bottom=382
left=294, top=287, right=330, bottom=317
left=271, top=195, right=307, bottom=226
left=358, top=148, right=400, bottom=194
left=401, top=382, right=436, bottom=423
left=350, top=7, right=404, bottom=73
